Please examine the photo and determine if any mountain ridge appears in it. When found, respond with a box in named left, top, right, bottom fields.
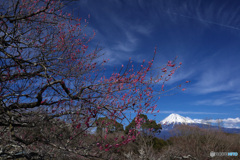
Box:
left=159, top=113, right=195, bottom=125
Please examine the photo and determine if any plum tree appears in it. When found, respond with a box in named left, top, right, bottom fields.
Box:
left=0, top=0, right=185, bottom=159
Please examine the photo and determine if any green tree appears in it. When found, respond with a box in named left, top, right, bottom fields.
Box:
left=125, top=114, right=162, bottom=135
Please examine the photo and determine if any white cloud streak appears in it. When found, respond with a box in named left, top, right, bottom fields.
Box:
left=156, top=110, right=225, bottom=115
left=194, top=93, right=240, bottom=106
left=193, top=117, right=240, bottom=129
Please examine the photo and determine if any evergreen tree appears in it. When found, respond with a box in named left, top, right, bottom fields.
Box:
left=125, top=114, right=162, bottom=136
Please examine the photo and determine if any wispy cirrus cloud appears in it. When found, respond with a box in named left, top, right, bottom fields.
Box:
left=72, top=0, right=240, bottom=119
left=194, top=93, right=240, bottom=106
left=74, top=0, right=161, bottom=66
left=156, top=110, right=225, bottom=115
left=190, top=69, right=240, bottom=94
left=159, top=0, right=240, bottom=32
left=195, top=99, right=226, bottom=106
left=188, top=44, right=240, bottom=94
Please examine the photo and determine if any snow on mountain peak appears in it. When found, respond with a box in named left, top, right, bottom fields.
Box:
left=160, top=113, right=195, bottom=125
left=158, top=114, right=240, bottom=129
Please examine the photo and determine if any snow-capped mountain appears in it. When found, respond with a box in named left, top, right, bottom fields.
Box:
left=159, top=113, right=195, bottom=125
left=157, top=114, right=240, bottom=139
left=159, top=113, right=240, bottom=129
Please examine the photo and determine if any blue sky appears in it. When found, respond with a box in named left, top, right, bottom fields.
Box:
left=68, top=0, right=240, bottom=126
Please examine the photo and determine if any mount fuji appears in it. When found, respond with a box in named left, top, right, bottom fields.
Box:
left=158, top=113, right=198, bottom=131
left=160, top=113, right=195, bottom=125
left=157, top=113, right=240, bottom=139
